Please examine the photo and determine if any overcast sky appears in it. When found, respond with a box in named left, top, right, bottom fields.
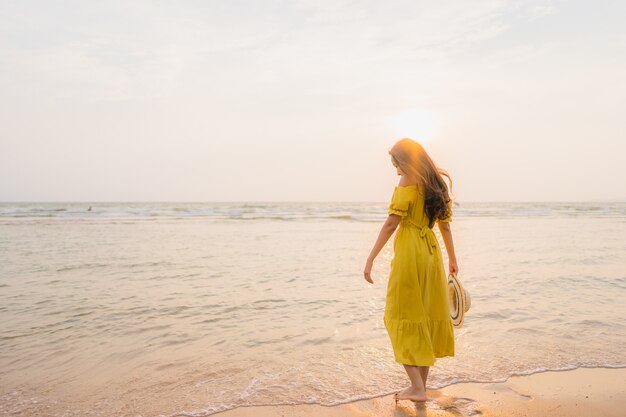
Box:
left=1, top=0, right=624, bottom=202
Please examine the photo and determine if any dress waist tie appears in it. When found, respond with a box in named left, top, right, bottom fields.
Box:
left=399, top=218, right=438, bottom=255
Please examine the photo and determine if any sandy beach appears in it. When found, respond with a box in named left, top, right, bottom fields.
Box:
left=214, top=367, right=626, bottom=417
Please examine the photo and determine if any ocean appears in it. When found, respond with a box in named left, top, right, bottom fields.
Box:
left=1, top=201, right=625, bottom=416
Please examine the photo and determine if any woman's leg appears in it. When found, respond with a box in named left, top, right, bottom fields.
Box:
left=395, top=364, right=428, bottom=401
left=419, top=366, right=430, bottom=389
left=402, top=364, right=426, bottom=392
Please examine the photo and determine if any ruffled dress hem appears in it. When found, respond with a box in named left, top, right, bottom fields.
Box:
left=384, top=315, right=455, bottom=366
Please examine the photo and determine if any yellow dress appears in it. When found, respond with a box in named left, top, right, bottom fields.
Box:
left=384, top=184, right=455, bottom=366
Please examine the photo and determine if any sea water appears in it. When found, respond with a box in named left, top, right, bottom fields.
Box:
left=1, top=201, right=625, bottom=416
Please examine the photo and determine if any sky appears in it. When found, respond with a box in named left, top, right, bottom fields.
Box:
left=0, top=0, right=624, bottom=202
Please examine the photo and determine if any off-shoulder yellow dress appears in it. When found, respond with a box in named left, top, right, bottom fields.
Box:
left=384, top=184, right=455, bottom=366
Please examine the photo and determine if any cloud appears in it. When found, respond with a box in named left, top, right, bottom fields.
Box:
left=527, top=4, right=556, bottom=19
left=0, top=0, right=559, bottom=103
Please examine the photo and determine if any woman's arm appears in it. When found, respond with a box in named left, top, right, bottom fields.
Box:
left=363, top=215, right=401, bottom=284
left=437, top=221, right=459, bottom=275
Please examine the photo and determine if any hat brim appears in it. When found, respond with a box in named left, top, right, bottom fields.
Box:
left=448, top=274, right=469, bottom=328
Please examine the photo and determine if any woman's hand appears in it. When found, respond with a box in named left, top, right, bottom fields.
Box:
left=449, top=258, right=459, bottom=276
left=363, top=258, right=374, bottom=284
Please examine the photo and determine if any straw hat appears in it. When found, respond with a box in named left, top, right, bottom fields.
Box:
left=448, top=273, right=471, bottom=328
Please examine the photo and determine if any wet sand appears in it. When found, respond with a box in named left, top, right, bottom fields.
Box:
left=213, top=367, right=626, bottom=417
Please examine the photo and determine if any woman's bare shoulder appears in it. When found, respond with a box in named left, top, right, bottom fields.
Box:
left=397, top=175, right=417, bottom=187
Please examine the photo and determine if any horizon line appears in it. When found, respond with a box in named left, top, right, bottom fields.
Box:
left=1, top=200, right=625, bottom=204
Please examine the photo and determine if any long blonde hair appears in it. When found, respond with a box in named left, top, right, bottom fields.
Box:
left=389, top=138, right=453, bottom=228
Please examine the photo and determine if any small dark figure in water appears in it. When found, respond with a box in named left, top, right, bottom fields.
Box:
left=87, top=206, right=92, bottom=211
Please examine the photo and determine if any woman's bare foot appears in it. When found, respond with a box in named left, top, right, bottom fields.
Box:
left=394, top=385, right=428, bottom=403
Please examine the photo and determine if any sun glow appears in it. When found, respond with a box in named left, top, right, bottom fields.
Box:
left=388, top=108, right=439, bottom=142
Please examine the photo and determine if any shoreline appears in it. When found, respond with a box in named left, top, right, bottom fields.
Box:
left=212, top=366, right=626, bottom=417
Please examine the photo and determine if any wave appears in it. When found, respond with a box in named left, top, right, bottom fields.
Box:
left=157, top=364, right=626, bottom=417
left=1, top=202, right=625, bottom=220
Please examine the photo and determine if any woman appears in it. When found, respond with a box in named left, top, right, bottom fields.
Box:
left=363, top=138, right=458, bottom=404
